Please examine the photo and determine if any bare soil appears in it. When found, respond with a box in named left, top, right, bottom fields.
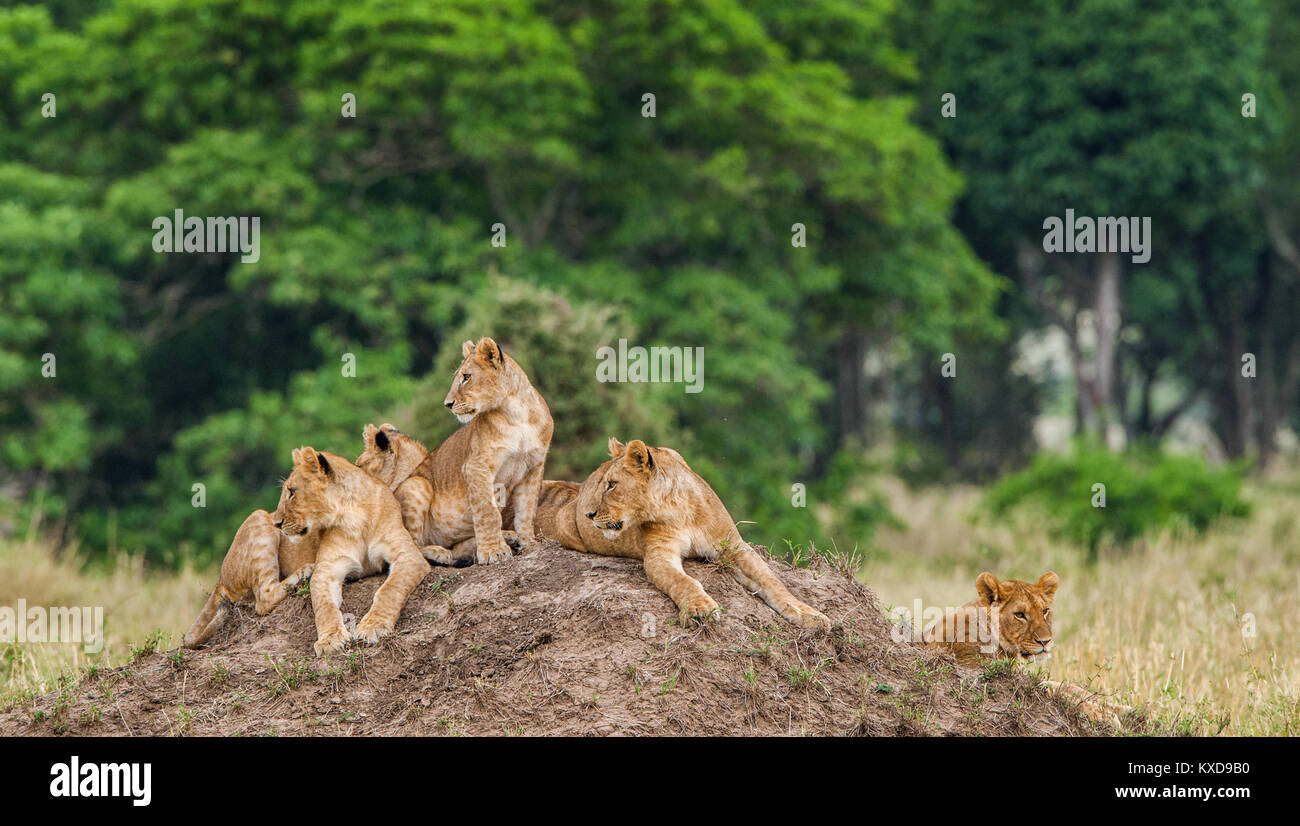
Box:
left=1, top=540, right=1108, bottom=736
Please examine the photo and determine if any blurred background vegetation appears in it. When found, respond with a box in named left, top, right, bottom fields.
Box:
left=0, top=0, right=1296, bottom=570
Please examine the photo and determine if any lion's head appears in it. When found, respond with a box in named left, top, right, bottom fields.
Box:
left=444, top=337, right=514, bottom=424
left=356, top=423, right=428, bottom=488
left=975, top=571, right=1058, bottom=662
left=271, top=447, right=340, bottom=538
left=585, top=437, right=659, bottom=539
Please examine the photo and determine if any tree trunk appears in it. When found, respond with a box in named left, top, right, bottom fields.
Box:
left=1091, top=251, right=1122, bottom=446
left=836, top=325, right=869, bottom=447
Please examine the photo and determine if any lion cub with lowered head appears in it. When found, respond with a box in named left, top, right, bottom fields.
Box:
left=922, top=571, right=1133, bottom=727
left=529, top=437, right=830, bottom=631
left=393, top=337, right=553, bottom=566
left=183, top=425, right=417, bottom=649
left=271, top=447, right=430, bottom=655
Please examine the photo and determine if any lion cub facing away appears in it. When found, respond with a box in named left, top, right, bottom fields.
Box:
left=922, top=571, right=1133, bottom=727
left=393, top=337, right=553, bottom=566
left=534, top=437, right=830, bottom=631
left=182, top=510, right=319, bottom=648
left=271, top=447, right=429, bottom=655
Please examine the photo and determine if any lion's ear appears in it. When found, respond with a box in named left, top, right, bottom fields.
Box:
left=299, top=447, right=330, bottom=477
left=363, top=423, right=378, bottom=442
left=292, top=448, right=303, bottom=465
left=624, top=440, right=654, bottom=474
left=476, top=337, right=503, bottom=367
left=607, top=437, right=626, bottom=459
left=1036, top=571, right=1059, bottom=602
left=373, top=429, right=390, bottom=451
left=461, top=339, right=476, bottom=358
left=975, top=572, right=1001, bottom=605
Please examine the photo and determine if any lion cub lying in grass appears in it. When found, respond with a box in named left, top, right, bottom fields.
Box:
left=922, top=571, right=1134, bottom=728
left=537, top=438, right=830, bottom=631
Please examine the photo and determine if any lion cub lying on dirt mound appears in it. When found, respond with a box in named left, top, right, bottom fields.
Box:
left=391, top=337, right=553, bottom=567
left=184, top=425, right=411, bottom=648
left=922, top=571, right=1133, bottom=728
left=271, top=446, right=429, bottom=654
left=529, top=438, right=830, bottom=631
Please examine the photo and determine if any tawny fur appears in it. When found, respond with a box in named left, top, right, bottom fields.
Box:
left=922, top=571, right=1133, bottom=727
left=183, top=425, right=413, bottom=648
left=389, top=337, right=553, bottom=567
left=270, top=446, right=429, bottom=655
left=182, top=510, right=318, bottom=648
left=522, top=437, right=830, bottom=631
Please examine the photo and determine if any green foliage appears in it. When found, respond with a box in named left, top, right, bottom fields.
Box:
left=985, top=445, right=1250, bottom=556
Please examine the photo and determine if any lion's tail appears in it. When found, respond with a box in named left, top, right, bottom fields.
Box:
left=182, top=586, right=230, bottom=648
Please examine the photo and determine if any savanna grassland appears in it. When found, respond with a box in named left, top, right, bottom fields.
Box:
left=864, top=472, right=1300, bottom=736
left=3, top=471, right=1297, bottom=736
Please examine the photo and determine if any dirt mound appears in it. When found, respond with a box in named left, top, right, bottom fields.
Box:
left=1, top=541, right=1106, bottom=736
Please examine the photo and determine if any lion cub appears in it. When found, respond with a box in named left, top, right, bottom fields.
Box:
left=922, top=571, right=1133, bottom=727
left=393, top=337, right=553, bottom=566
left=272, top=446, right=430, bottom=655
left=183, top=425, right=417, bottom=649
left=922, top=571, right=1058, bottom=664
left=532, top=437, right=830, bottom=631
left=182, top=511, right=319, bottom=648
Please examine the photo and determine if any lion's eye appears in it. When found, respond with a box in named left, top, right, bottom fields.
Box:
left=462, top=373, right=471, bottom=384
left=606, top=480, right=617, bottom=491
left=1043, top=608, right=1050, bottom=617
left=1014, top=611, right=1026, bottom=620
left=288, top=488, right=295, bottom=499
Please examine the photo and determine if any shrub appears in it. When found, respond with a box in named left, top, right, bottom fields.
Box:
left=984, top=444, right=1250, bottom=556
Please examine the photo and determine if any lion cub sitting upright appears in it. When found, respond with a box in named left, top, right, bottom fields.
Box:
left=394, top=337, right=553, bottom=566
left=535, top=437, right=830, bottom=631
left=272, top=447, right=430, bottom=654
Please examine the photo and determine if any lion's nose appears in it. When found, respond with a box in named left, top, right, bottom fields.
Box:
left=274, top=520, right=283, bottom=528
left=444, top=401, right=454, bottom=409
left=586, top=512, right=596, bottom=519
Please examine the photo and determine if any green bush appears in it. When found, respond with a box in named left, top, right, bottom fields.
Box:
left=984, top=444, right=1250, bottom=556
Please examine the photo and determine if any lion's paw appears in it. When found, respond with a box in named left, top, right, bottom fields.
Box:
left=476, top=540, right=513, bottom=566
left=679, top=594, right=720, bottom=626
left=353, top=615, right=393, bottom=645
left=313, top=627, right=349, bottom=656
left=791, top=605, right=831, bottom=632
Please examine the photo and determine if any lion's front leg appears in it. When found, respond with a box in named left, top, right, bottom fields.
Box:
left=718, top=535, right=830, bottom=632
left=355, top=536, right=429, bottom=644
left=464, top=459, right=510, bottom=565
left=308, top=547, right=353, bottom=655
left=643, top=531, right=717, bottom=626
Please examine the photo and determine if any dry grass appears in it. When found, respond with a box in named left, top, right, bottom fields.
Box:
left=863, top=472, right=1300, bottom=735
left=0, top=529, right=211, bottom=709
